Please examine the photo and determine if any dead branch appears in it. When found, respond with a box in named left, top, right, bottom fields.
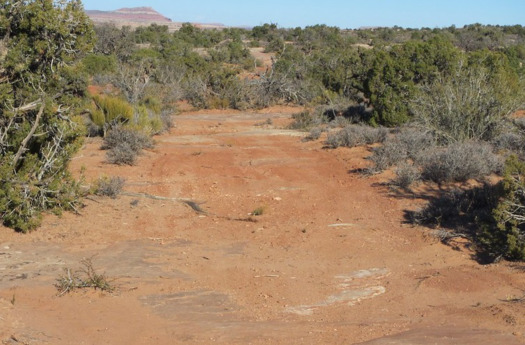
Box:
left=120, top=191, right=207, bottom=214
left=12, top=102, right=45, bottom=167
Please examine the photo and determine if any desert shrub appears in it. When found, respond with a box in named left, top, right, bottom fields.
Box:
left=94, top=176, right=126, bottom=198
left=131, top=105, right=164, bottom=135
left=368, top=141, right=408, bottom=172
left=288, top=111, right=321, bottom=130
left=106, top=143, right=138, bottom=165
left=479, top=155, right=525, bottom=261
left=92, top=95, right=134, bottom=124
left=368, top=127, right=435, bottom=172
left=325, top=125, right=387, bottom=148
left=89, top=107, right=106, bottom=128
left=102, top=126, right=153, bottom=152
left=391, top=162, right=421, bottom=189
left=412, top=58, right=522, bottom=144
left=420, top=141, right=502, bottom=183
left=103, top=127, right=153, bottom=165
left=492, top=131, right=525, bottom=155
left=82, top=53, right=117, bottom=76
left=513, top=117, right=525, bottom=130
left=395, top=128, right=435, bottom=161
left=327, top=116, right=352, bottom=129
left=303, top=127, right=323, bottom=142
left=361, top=126, right=388, bottom=144
left=160, top=109, right=174, bottom=132
left=408, top=183, right=498, bottom=234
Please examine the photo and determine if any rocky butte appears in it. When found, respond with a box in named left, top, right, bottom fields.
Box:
left=85, top=6, right=227, bottom=31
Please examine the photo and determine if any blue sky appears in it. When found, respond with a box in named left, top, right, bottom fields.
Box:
left=81, top=0, right=525, bottom=29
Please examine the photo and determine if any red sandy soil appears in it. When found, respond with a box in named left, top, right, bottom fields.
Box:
left=0, top=108, right=524, bottom=345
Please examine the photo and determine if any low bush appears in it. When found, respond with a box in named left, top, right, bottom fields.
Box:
left=391, top=162, right=421, bottom=189
left=325, top=125, right=387, bottom=148
left=408, top=183, right=498, bottom=233
left=288, top=111, right=322, bottom=130
left=479, top=155, right=525, bottom=261
left=367, top=127, right=434, bottom=173
left=303, top=127, right=323, bottom=142
left=367, top=139, right=408, bottom=172
left=420, top=141, right=502, bottom=183
left=102, top=126, right=153, bottom=152
left=92, top=95, right=134, bottom=124
left=103, top=127, right=153, bottom=165
left=106, top=143, right=137, bottom=165
left=492, top=131, right=525, bottom=155
left=94, top=176, right=126, bottom=198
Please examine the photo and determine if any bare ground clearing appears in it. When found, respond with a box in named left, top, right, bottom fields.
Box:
left=1, top=108, right=524, bottom=344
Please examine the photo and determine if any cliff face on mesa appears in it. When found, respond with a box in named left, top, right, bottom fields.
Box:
left=86, top=7, right=182, bottom=30
left=85, top=7, right=227, bottom=31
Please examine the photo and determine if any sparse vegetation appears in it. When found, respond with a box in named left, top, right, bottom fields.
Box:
left=325, top=125, right=387, bottom=149
left=55, top=257, right=114, bottom=296
left=93, top=176, right=126, bottom=198
left=102, top=126, right=153, bottom=165
left=251, top=206, right=265, bottom=216
left=3, top=1, right=525, bottom=264
left=303, top=127, right=323, bottom=142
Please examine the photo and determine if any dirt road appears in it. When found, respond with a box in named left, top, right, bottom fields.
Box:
left=1, top=109, right=524, bottom=344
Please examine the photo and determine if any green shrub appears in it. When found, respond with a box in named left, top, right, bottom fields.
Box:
left=82, top=53, right=117, bottom=76
left=89, top=107, right=106, bottom=128
left=480, top=155, right=525, bottom=261
left=92, top=95, right=134, bottom=124
left=0, top=0, right=94, bottom=232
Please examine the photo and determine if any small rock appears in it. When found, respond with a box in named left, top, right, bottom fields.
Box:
left=273, top=197, right=282, bottom=201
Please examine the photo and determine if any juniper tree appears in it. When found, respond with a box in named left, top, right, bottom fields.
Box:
left=0, top=0, right=94, bottom=231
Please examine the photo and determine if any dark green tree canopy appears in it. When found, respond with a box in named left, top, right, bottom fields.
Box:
left=0, top=0, right=94, bottom=232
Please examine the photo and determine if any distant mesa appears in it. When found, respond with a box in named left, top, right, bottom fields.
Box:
left=85, top=6, right=226, bottom=31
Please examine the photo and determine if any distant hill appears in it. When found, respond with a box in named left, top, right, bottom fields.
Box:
left=85, top=7, right=226, bottom=31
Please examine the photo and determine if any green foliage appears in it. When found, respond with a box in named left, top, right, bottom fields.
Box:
left=365, top=37, right=461, bottom=126
left=0, top=0, right=94, bottom=232
left=82, top=53, right=117, bottom=75
left=413, top=53, right=523, bottom=144
left=480, top=156, right=525, bottom=261
left=92, top=95, right=134, bottom=124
